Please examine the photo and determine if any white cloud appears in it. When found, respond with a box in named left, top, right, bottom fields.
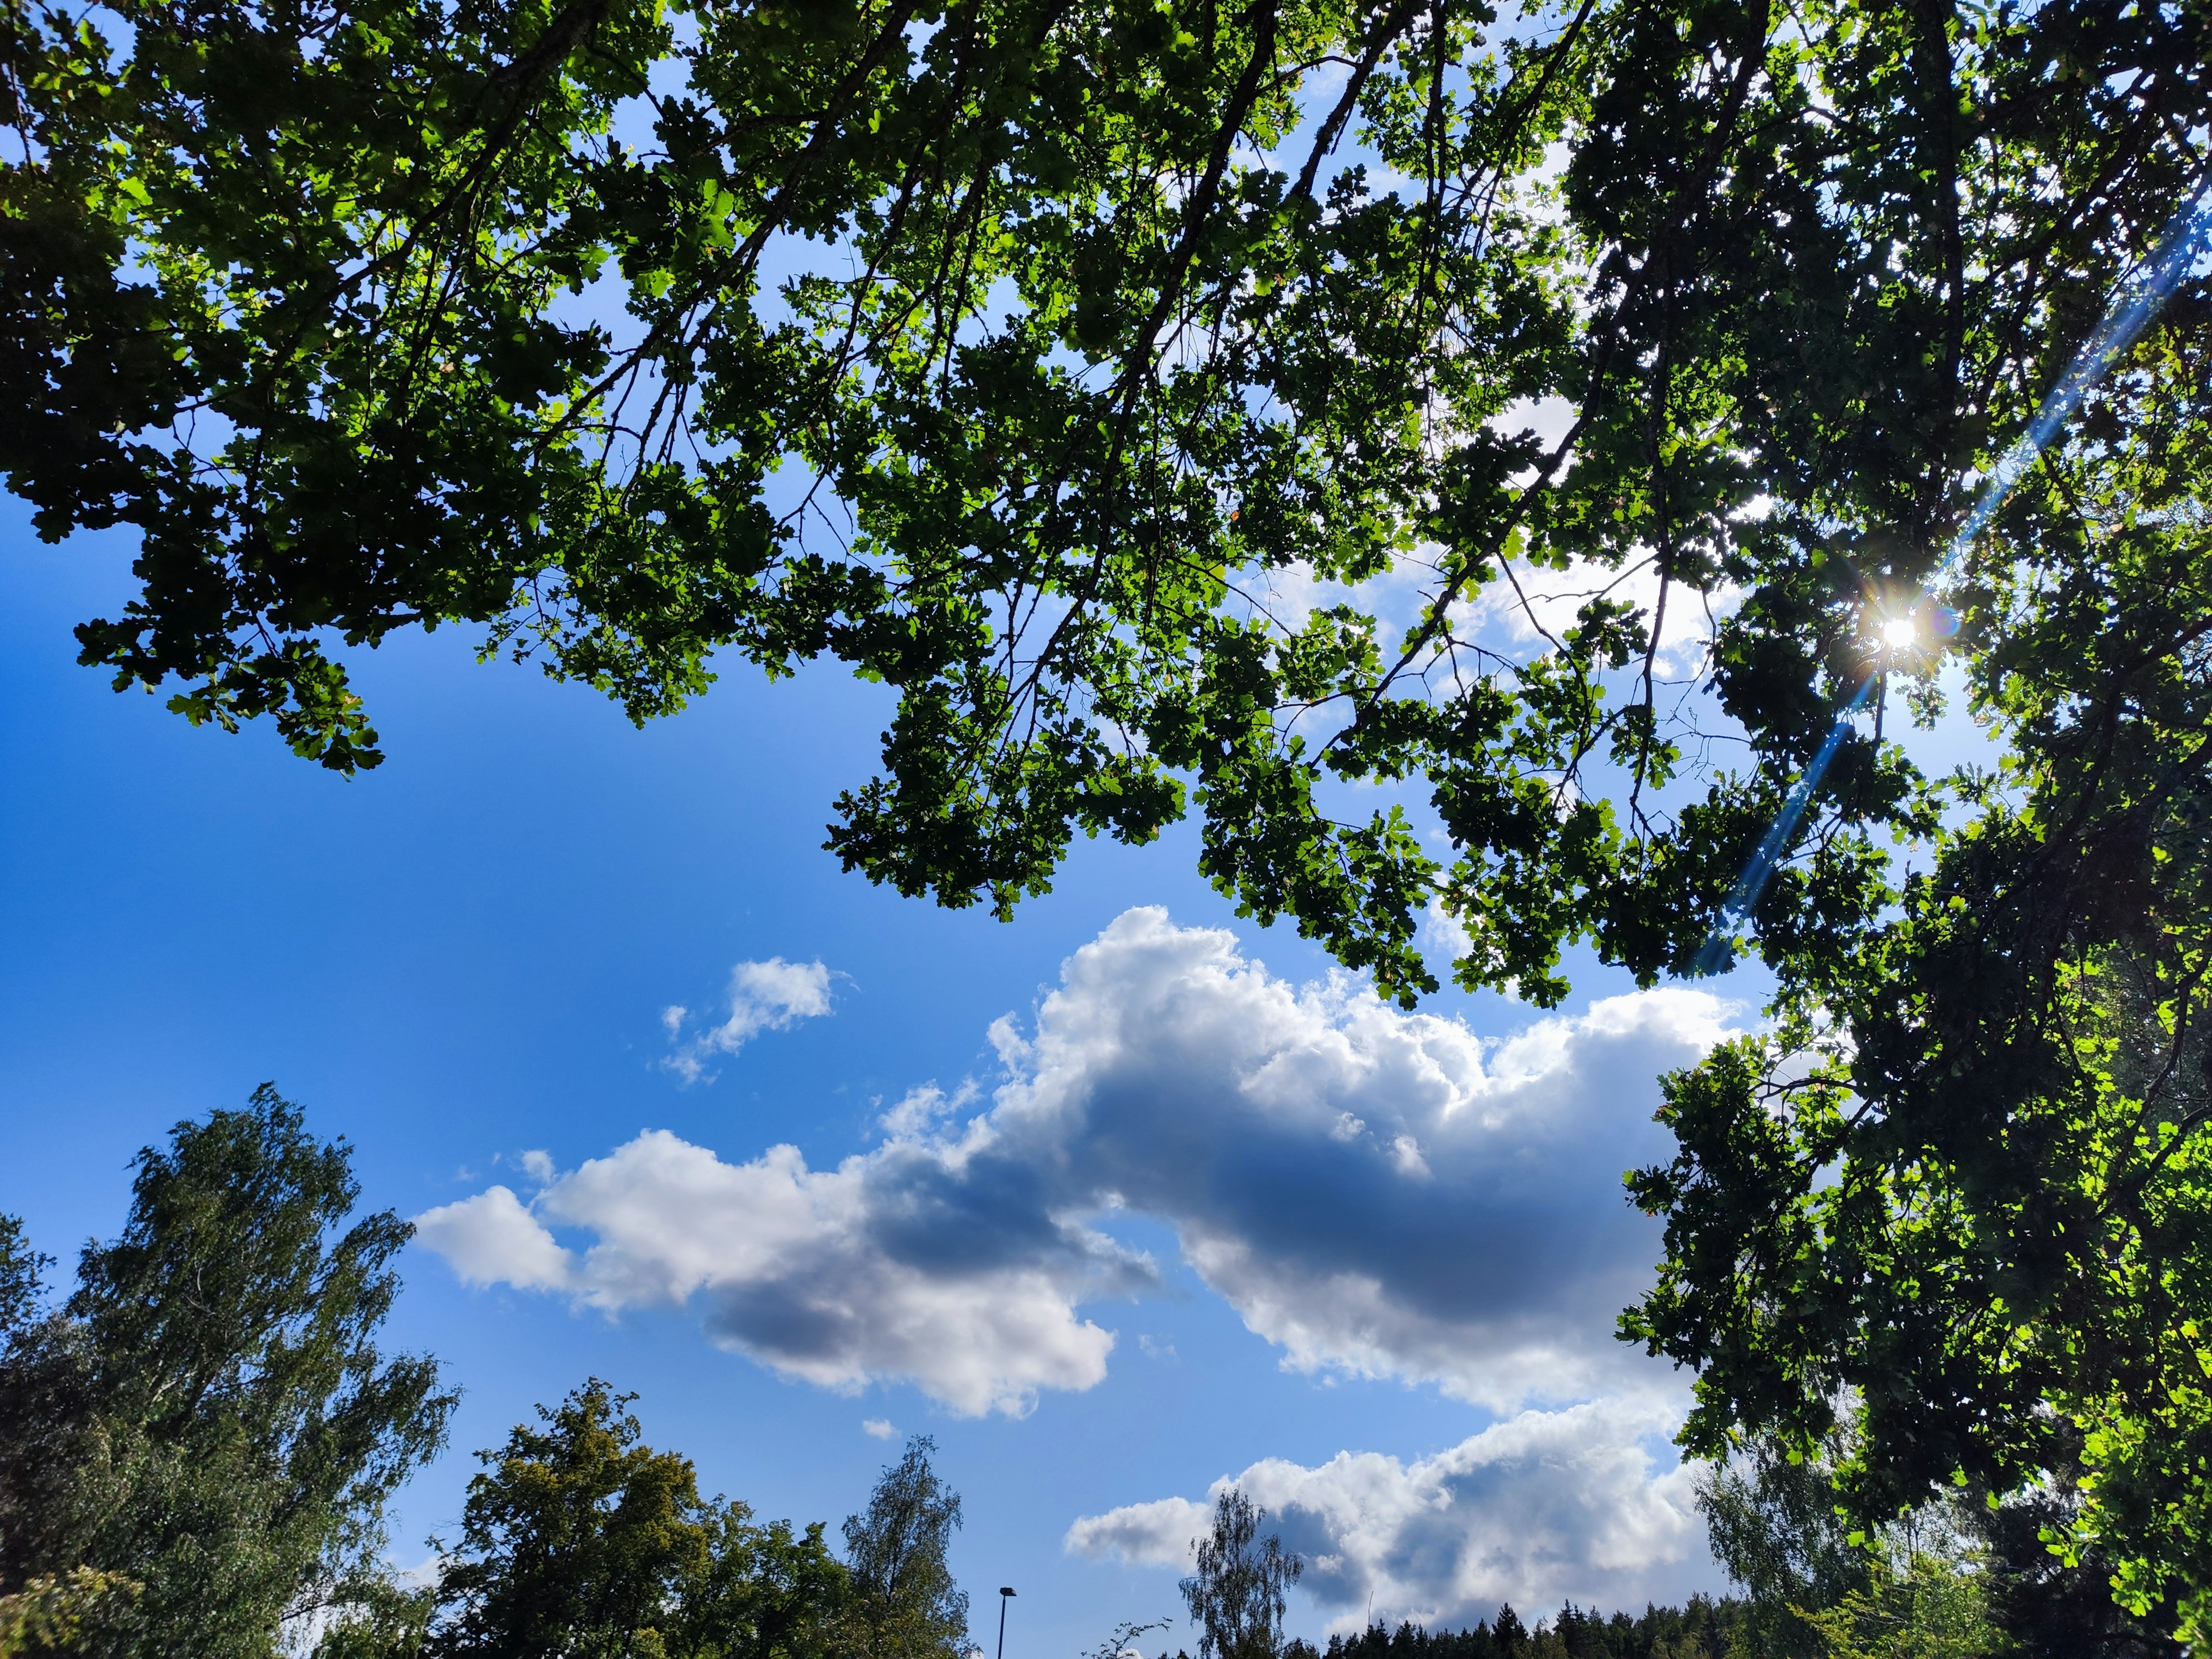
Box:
left=983, top=910, right=1734, bottom=1408
left=412, top=1185, right=574, bottom=1291
left=665, top=957, right=835, bottom=1082
left=419, top=908, right=1737, bottom=1415
left=416, top=1127, right=1137, bottom=1417
left=1066, top=1400, right=1710, bottom=1630
left=862, top=1418, right=897, bottom=1440
left=1065, top=1495, right=1211, bottom=1567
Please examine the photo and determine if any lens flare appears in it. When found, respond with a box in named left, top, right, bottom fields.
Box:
left=1689, top=182, right=2212, bottom=977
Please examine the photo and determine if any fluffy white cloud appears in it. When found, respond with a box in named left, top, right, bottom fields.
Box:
left=414, top=1184, right=574, bottom=1290
left=412, top=1128, right=1137, bottom=1417
left=665, top=957, right=835, bottom=1082
left=1066, top=1401, right=1709, bottom=1630
left=982, top=910, right=1734, bottom=1408
left=417, top=908, right=1737, bottom=1415
left=1064, top=1495, right=1211, bottom=1567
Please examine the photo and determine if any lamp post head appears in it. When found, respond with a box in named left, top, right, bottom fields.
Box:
left=999, top=1588, right=1016, bottom=1598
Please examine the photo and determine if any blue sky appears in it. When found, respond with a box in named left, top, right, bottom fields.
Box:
left=1, top=502, right=1764, bottom=1653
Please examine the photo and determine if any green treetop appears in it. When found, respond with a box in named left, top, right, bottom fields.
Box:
left=425, top=1377, right=853, bottom=1659
left=0, top=1086, right=455, bottom=1659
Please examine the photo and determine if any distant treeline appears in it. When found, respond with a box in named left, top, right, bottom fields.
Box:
left=1294, top=1600, right=1737, bottom=1659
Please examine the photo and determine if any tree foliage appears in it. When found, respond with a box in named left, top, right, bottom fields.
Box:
left=1627, top=823, right=2212, bottom=1640
left=0, top=1569, right=141, bottom=1659
left=1699, top=1446, right=2024, bottom=1659
left=1181, top=1490, right=1301, bottom=1659
left=1616, top=241, right=2212, bottom=1639
left=1792, top=1555, right=1991, bottom=1659
left=0, top=1086, right=455, bottom=1659
left=1693, top=1437, right=2188, bottom=1657
left=3, top=0, right=2202, bottom=1011
left=423, top=1377, right=852, bottom=1659
left=1696, top=1451, right=1869, bottom=1659
left=840, top=1435, right=968, bottom=1659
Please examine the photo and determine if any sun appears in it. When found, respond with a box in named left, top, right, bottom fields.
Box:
left=1881, top=614, right=1918, bottom=650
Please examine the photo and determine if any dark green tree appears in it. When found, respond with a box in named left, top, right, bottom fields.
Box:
left=0, top=1221, right=40, bottom=1338
left=841, top=1436, right=968, bottom=1659
left=1628, top=914, right=2212, bottom=1641
left=1976, top=1484, right=2179, bottom=1659
left=426, top=1377, right=851, bottom=1659
left=1181, top=1490, right=1301, bottom=1659
left=428, top=1378, right=718, bottom=1658
left=1695, top=1437, right=2179, bottom=1658
left=1615, top=161, right=2212, bottom=1642
left=1316, top=1600, right=1745, bottom=1659
left=0, top=1085, right=455, bottom=1659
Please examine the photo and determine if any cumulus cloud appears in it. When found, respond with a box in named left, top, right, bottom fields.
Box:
left=1066, top=1400, right=1709, bottom=1629
left=414, top=1184, right=575, bottom=1290
left=1066, top=1495, right=1213, bottom=1567
left=418, top=909, right=1736, bottom=1415
left=412, top=1128, right=1140, bottom=1417
left=982, top=911, right=1735, bottom=1407
left=665, top=957, right=835, bottom=1082
left=862, top=1418, right=897, bottom=1440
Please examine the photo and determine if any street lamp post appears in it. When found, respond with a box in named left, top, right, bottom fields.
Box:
left=997, top=1588, right=1016, bottom=1659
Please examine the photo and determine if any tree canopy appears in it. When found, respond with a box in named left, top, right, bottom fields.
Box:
left=1620, top=325, right=2212, bottom=1640
left=840, top=1435, right=969, bottom=1659
left=424, top=1377, right=854, bottom=1659
left=1181, top=1490, right=1301, bottom=1659
left=4, top=0, right=2203, bottom=1005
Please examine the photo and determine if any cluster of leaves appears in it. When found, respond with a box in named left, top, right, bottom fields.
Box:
left=0, top=1089, right=456, bottom=1659
left=5, top=0, right=2203, bottom=1008
left=1624, top=363, right=2212, bottom=1645
left=0, top=1569, right=141, bottom=1658
left=1794, top=1555, right=1991, bottom=1659
left=414, top=1383, right=964, bottom=1659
